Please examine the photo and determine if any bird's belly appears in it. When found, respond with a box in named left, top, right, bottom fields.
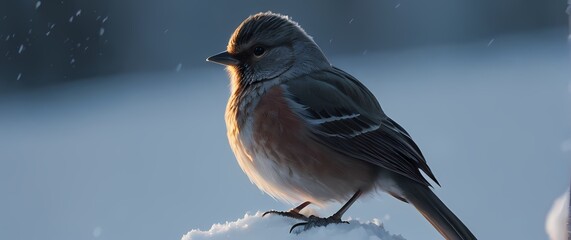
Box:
left=245, top=134, right=377, bottom=205
left=227, top=86, right=378, bottom=205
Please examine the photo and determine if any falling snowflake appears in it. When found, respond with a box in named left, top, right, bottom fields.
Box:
left=35, top=1, right=41, bottom=9
left=383, top=214, right=391, bottom=221
left=176, top=63, right=182, bottom=72
left=562, top=139, right=571, bottom=152
left=76, top=9, right=82, bottom=16
left=92, top=227, right=102, bottom=238
left=99, top=28, right=105, bottom=36
left=16, top=73, right=22, bottom=80
left=18, top=44, right=24, bottom=54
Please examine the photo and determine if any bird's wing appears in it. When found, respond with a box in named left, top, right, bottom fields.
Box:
left=282, top=67, right=439, bottom=187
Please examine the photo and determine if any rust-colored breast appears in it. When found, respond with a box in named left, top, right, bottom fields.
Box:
left=247, top=84, right=378, bottom=204
left=252, top=85, right=307, bottom=161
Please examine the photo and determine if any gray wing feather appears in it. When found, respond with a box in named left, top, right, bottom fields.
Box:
left=283, top=67, right=439, bottom=187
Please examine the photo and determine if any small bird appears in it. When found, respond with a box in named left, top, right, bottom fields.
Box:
left=207, top=12, right=476, bottom=240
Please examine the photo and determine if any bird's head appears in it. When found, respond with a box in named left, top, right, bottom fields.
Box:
left=207, top=12, right=330, bottom=88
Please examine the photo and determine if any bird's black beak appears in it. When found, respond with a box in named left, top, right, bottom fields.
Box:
left=206, top=51, right=239, bottom=66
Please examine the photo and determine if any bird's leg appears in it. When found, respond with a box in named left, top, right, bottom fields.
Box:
left=262, top=201, right=312, bottom=220
left=289, top=190, right=362, bottom=233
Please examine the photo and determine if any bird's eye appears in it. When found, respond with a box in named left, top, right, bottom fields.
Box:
left=253, top=46, right=266, bottom=57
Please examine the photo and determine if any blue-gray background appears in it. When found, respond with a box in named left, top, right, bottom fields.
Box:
left=0, top=1, right=570, bottom=240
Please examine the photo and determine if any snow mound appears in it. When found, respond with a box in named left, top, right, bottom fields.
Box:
left=546, top=189, right=570, bottom=240
left=181, top=212, right=405, bottom=240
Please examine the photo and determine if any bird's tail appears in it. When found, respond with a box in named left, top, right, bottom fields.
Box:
left=400, top=182, right=477, bottom=240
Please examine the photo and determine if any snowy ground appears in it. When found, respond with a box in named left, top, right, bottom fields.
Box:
left=0, top=28, right=569, bottom=240
left=181, top=212, right=405, bottom=240
left=546, top=189, right=570, bottom=240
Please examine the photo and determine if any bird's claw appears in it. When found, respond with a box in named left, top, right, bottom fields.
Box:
left=289, top=215, right=349, bottom=233
left=262, top=209, right=309, bottom=220
left=262, top=201, right=311, bottom=220
left=261, top=201, right=349, bottom=233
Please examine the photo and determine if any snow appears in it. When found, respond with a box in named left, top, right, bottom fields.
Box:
left=93, top=227, right=103, bottom=238
left=76, top=9, right=82, bottom=16
left=35, top=1, right=41, bottom=9
left=69, top=16, right=74, bottom=23
left=562, top=139, right=571, bottom=152
left=99, top=27, right=105, bottom=36
left=18, top=44, right=24, bottom=54
left=546, top=189, right=570, bottom=240
left=181, top=212, right=405, bottom=240
left=16, top=73, right=21, bottom=80
left=176, top=63, right=182, bottom=72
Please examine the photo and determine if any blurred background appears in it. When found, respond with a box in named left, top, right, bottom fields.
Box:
left=0, top=1, right=570, bottom=240
left=0, top=0, right=568, bottom=90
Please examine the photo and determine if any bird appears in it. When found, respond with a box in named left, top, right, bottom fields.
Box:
left=206, top=12, right=476, bottom=240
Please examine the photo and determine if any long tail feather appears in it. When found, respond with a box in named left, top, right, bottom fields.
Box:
left=400, top=182, right=476, bottom=240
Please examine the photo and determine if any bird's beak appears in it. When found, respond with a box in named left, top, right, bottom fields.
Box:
left=206, top=51, right=239, bottom=66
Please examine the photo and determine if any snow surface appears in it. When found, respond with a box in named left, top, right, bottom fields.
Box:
left=181, top=212, right=405, bottom=240
left=546, top=189, right=570, bottom=240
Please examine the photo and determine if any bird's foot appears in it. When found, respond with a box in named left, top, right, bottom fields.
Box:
left=262, top=209, right=308, bottom=220
left=262, top=201, right=311, bottom=221
left=289, top=215, right=349, bottom=233
left=260, top=200, right=351, bottom=233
